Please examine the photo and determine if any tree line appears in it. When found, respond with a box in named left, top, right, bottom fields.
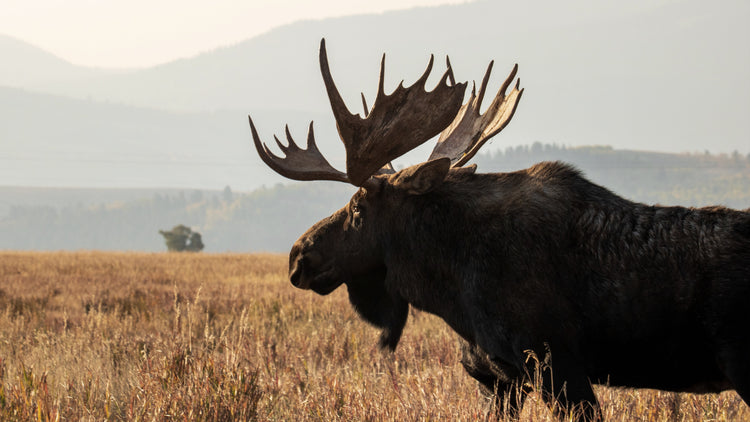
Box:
left=1, top=145, right=748, bottom=252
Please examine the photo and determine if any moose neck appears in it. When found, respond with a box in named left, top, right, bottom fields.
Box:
left=378, top=173, right=495, bottom=342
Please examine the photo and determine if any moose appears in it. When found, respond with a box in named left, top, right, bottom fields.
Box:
left=248, top=39, right=750, bottom=420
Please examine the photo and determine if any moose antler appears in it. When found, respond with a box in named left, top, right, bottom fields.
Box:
left=319, top=39, right=467, bottom=185
left=429, top=60, right=523, bottom=166
left=250, top=39, right=522, bottom=186
left=249, top=119, right=349, bottom=182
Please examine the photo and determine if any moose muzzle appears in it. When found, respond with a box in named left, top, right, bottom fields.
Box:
left=288, top=240, right=324, bottom=290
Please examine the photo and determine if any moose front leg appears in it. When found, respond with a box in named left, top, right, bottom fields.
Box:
left=460, top=341, right=529, bottom=420
left=536, top=347, right=600, bottom=422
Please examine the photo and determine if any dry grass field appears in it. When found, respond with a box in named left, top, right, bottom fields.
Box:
left=0, top=251, right=747, bottom=421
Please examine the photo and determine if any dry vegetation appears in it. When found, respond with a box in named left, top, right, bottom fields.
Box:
left=0, top=251, right=747, bottom=421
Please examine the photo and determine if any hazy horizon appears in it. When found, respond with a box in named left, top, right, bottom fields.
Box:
left=1, top=0, right=467, bottom=69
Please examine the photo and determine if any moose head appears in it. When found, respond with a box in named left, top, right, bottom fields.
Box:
left=249, top=39, right=522, bottom=349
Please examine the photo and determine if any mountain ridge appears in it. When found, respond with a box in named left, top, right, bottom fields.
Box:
left=0, top=34, right=130, bottom=87
left=0, top=85, right=334, bottom=189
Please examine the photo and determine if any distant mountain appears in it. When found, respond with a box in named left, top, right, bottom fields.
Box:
left=1, top=0, right=748, bottom=190
left=0, top=34, right=118, bottom=87
left=0, top=86, right=333, bottom=189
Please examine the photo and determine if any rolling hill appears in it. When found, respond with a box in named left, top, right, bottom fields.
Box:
left=0, top=86, right=334, bottom=189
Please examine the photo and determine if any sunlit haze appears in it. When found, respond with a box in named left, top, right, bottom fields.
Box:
left=2, top=0, right=466, bottom=68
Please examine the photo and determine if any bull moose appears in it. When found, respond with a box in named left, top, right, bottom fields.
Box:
left=248, top=39, right=750, bottom=420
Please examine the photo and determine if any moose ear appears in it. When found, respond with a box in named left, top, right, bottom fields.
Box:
left=451, top=163, right=477, bottom=175
left=390, top=157, right=451, bottom=195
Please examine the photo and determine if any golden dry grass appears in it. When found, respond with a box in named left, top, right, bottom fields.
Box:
left=0, top=251, right=747, bottom=421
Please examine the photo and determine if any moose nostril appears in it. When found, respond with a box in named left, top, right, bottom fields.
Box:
left=290, top=254, right=313, bottom=288
left=289, top=241, right=319, bottom=289
left=289, top=259, right=303, bottom=287
left=288, top=240, right=305, bottom=287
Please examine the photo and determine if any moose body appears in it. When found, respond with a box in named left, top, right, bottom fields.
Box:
left=291, top=159, right=750, bottom=417
left=249, top=40, right=750, bottom=419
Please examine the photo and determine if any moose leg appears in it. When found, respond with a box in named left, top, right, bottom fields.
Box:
left=539, top=351, right=600, bottom=422
left=711, top=288, right=750, bottom=406
left=717, top=343, right=750, bottom=405
left=460, top=342, right=528, bottom=419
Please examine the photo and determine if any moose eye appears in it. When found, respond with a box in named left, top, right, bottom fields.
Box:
left=351, top=204, right=361, bottom=214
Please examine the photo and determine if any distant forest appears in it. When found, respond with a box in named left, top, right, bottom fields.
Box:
left=2, top=144, right=749, bottom=252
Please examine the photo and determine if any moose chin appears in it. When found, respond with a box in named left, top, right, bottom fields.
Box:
left=248, top=39, right=750, bottom=421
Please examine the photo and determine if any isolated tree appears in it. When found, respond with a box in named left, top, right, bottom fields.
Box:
left=159, top=224, right=204, bottom=252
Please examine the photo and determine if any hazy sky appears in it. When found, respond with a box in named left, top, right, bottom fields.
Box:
left=2, top=0, right=465, bottom=68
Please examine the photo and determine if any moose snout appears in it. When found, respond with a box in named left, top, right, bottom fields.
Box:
left=288, top=241, right=322, bottom=289
left=289, top=260, right=306, bottom=289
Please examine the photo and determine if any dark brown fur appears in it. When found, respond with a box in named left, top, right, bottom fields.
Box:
left=288, top=159, right=750, bottom=420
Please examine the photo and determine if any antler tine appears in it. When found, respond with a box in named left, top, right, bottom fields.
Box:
left=319, top=39, right=358, bottom=127
left=475, top=60, right=493, bottom=112
left=249, top=116, right=349, bottom=183
left=446, top=56, right=456, bottom=86
left=360, top=93, right=369, bottom=118
left=272, top=125, right=299, bottom=155
left=319, top=39, right=467, bottom=186
left=429, top=63, right=523, bottom=167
